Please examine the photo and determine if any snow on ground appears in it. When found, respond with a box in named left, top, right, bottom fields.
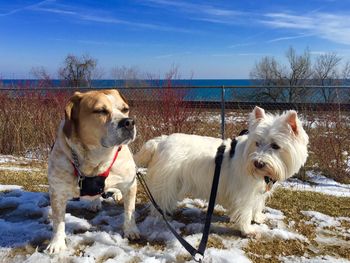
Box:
left=0, top=155, right=38, bottom=164
left=0, top=166, right=41, bottom=172
left=1, top=184, right=349, bottom=263
left=301, top=210, right=350, bottom=249
left=281, top=171, right=350, bottom=197
left=187, top=112, right=247, bottom=124
left=0, top=186, right=328, bottom=263
left=0, top=155, right=43, bottom=172
left=0, top=185, right=22, bottom=192
left=0, top=157, right=349, bottom=262
left=0, top=188, right=254, bottom=263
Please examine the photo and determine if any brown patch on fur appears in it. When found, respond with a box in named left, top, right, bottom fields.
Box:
left=62, top=89, right=129, bottom=146
left=63, top=92, right=83, bottom=138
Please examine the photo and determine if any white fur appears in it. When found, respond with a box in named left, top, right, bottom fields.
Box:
left=134, top=107, right=309, bottom=236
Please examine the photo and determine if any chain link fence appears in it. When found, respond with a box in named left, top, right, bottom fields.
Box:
left=0, top=86, right=349, bottom=182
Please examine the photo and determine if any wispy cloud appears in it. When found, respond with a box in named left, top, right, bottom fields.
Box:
left=261, top=12, right=350, bottom=45
left=267, top=33, right=314, bottom=43
left=31, top=7, right=77, bottom=15
left=310, top=51, right=327, bottom=55
left=228, top=42, right=256, bottom=48
left=0, top=0, right=54, bottom=17
left=211, top=52, right=270, bottom=57
left=77, top=14, right=197, bottom=33
left=238, top=53, right=271, bottom=56
left=6, top=0, right=198, bottom=34
left=155, top=51, right=192, bottom=59
left=144, top=0, right=243, bottom=25
left=53, top=38, right=136, bottom=47
left=145, top=0, right=241, bottom=17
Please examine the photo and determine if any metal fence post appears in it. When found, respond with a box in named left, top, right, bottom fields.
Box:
left=221, top=85, right=225, bottom=140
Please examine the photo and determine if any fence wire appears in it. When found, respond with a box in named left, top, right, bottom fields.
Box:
left=0, top=86, right=349, bottom=182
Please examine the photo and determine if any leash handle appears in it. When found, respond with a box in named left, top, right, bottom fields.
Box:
left=137, top=143, right=226, bottom=262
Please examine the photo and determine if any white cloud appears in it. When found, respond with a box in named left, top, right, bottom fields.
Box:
left=144, top=0, right=243, bottom=26
left=145, top=0, right=242, bottom=17
left=267, top=33, right=314, bottom=43
left=261, top=12, right=350, bottom=45
left=0, top=0, right=54, bottom=17
left=10, top=0, right=198, bottom=34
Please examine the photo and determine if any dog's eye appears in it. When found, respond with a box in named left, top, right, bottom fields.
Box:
left=121, top=107, right=129, bottom=113
left=93, top=108, right=109, bottom=115
left=255, top=142, right=260, bottom=147
left=271, top=143, right=280, bottom=150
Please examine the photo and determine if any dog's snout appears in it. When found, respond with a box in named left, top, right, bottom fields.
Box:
left=121, top=118, right=135, bottom=130
left=254, top=160, right=265, bottom=169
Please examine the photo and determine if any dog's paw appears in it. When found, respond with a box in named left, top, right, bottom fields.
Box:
left=253, top=212, right=266, bottom=224
left=113, top=189, right=123, bottom=202
left=123, top=225, right=140, bottom=240
left=45, top=237, right=67, bottom=254
left=240, top=225, right=258, bottom=238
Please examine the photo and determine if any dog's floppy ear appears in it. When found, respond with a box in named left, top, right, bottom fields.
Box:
left=252, top=106, right=266, bottom=121
left=118, top=90, right=128, bottom=104
left=286, top=110, right=299, bottom=135
left=63, top=92, right=83, bottom=138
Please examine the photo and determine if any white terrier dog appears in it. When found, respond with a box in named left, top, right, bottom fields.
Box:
left=134, top=106, right=309, bottom=236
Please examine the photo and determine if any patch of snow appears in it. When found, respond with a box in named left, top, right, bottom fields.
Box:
left=281, top=255, right=350, bottom=263
left=301, top=210, right=350, bottom=252
left=0, top=178, right=349, bottom=263
left=301, top=211, right=340, bottom=228
left=281, top=172, right=350, bottom=197
left=0, top=184, right=22, bottom=191
left=255, top=223, right=307, bottom=242
left=0, top=166, right=41, bottom=172
left=0, top=154, right=40, bottom=164
left=205, top=247, right=251, bottom=263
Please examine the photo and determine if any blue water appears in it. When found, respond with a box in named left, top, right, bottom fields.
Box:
left=2, top=79, right=348, bottom=102
left=1, top=79, right=252, bottom=88
left=1, top=79, right=253, bottom=101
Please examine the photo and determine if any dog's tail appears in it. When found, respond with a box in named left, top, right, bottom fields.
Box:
left=134, top=135, right=167, bottom=167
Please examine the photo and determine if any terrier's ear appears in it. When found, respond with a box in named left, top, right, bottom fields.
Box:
left=253, top=106, right=266, bottom=120
left=286, top=110, right=298, bottom=135
left=63, top=92, right=82, bottom=138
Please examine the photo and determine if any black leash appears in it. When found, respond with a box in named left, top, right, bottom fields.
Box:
left=137, top=143, right=226, bottom=262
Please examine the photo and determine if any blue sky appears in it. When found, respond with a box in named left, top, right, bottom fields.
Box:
left=1, top=0, right=350, bottom=79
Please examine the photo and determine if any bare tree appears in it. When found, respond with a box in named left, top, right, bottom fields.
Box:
left=250, top=57, right=287, bottom=102
left=30, top=66, right=53, bottom=88
left=250, top=47, right=312, bottom=102
left=58, top=54, right=97, bottom=87
left=283, top=47, right=312, bottom=102
left=111, top=66, right=143, bottom=87
left=343, top=61, right=350, bottom=80
left=342, top=61, right=350, bottom=102
left=313, top=53, right=342, bottom=102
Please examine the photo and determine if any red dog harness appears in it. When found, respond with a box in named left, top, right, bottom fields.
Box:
left=72, top=146, right=122, bottom=196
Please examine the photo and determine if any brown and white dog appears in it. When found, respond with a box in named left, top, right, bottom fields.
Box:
left=46, top=89, right=140, bottom=254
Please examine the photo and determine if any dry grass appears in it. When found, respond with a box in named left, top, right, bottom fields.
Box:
left=0, top=161, right=47, bottom=192
left=243, top=188, right=350, bottom=262
left=0, top=87, right=349, bottom=183
left=0, top=162, right=350, bottom=262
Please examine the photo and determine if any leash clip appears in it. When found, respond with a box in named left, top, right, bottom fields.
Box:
left=193, top=253, right=203, bottom=262
left=78, top=173, right=85, bottom=189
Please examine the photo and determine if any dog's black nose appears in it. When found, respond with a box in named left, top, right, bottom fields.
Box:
left=254, top=160, right=265, bottom=169
left=120, top=118, right=135, bottom=131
